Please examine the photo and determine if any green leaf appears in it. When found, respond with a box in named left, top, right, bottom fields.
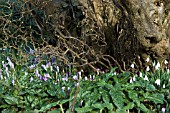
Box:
left=139, top=103, right=149, bottom=112
left=3, top=95, right=18, bottom=105
left=75, top=107, right=92, bottom=113
left=145, top=84, right=156, bottom=91
left=123, top=102, right=134, bottom=110
left=40, top=102, right=59, bottom=112
left=115, top=109, right=127, bottom=113
left=144, top=93, right=164, bottom=104
left=48, top=109, right=61, bottom=113
left=109, top=90, right=124, bottom=109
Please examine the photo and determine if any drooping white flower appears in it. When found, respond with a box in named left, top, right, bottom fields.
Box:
left=163, top=84, right=165, bottom=88
left=7, top=57, right=14, bottom=69
left=62, top=87, right=65, bottom=91
left=162, top=107, right=166, bottom=113
left=164, top=60, right=168, bottom=65
left=133, top=76, right=136, bottom=81
left=85, top=76, right=88, bottom=80
left=12, top=79, right=15, bottom=85
left=130, top=64, right=134, bottom=68
left=152, top=61, right=156, bottom=67
left=30, top=77, right=34, bottom=82
left=144, top=75, right=149, bottom=81
left=155, top=79, right=160, bottom=85
left=130, top=78, right=133, bottom=83
left=146, top=57, right=150, bottom=62
left=146, top=66, right=150, bottom=71
left=167, top=69, right=170, bottom=73
left=56, top=66, right=59, bottom=72
left=155, top=62, right=160, bottom=70
left=139, top=72, right=143, bottom=77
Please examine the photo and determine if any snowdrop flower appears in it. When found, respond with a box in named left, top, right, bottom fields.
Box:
left=96, top=68, right=100, bottom=75
left=56, top=66, right=59, bottom=72
left=164, top=60, right=168, bottom=65
left=42, top=64, right=47, bottom=71
left=7, top=57, right=14, bottom=69
left=62, top=87, right=65, bottom=91
left=75, top=82, right=79, bottom=87
left=12, top=79, right=15, bottom=85
left=130, top=63, right=134, bottom=68
left=163, top=84, right=165, bottom=88
left=78, top=71, right=82, bottom=79
left=133, top=76, right=136, bottom=81
left=29, top=64, right=35, bottom=69
left=29, top=48, right=34, bottom=54
left=130, top=78, right=133, bottom=83
left=155, top=79, right=160, bottom=85
left=162, top=107, right=166, bottom=113
left=85, top=76, right=88, bottom=81
left=152, top=61, right=156, bottom=67
left=167, top=69, right=169, bottom=73
left=30, top=77, right=34, bottom=82
left=146, top=66, right=150, bottom=71
left=155, top=62, right=160, bottom=70
left=90, top=75, right=92, bottom=81
left=35, top=69, right=40, bottom=77
left=146, top=57, right=150, bottom=62
left=139, top=72, right=143, bottom=77
left=144, top=75, right=149, bottom=81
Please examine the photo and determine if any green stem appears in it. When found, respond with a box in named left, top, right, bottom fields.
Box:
left=59, top=104, right=64, bottom=113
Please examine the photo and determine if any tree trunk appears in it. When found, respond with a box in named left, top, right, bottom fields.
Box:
left=25, top=0, right=170, bottom=71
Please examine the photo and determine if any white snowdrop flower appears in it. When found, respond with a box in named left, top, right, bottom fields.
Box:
left=62, top=87, right=65, bottom=91
left=114, top=72, right=117, bottom=75
left=85, top=76, right=88, bottom=81
left=12, top=79, right=15, bottom=85
left=25, top=72, right=28, bottom=76
left=96, top=68, right=100, bottom=75
left=78, top=71, right=81, bottom=76
left=152, top=61, right=156, bottom=67
left=130, top=64, right=134, bottom=68
left=162, top=107, right=166, bottom=113
left=146, top=57, right=150, bottom=62
left=29, top=48, right=34, bottom=54
left=130, top=78, right=133, bottom=83
left=7, top=57, right=14, bottom=69
left=30, top=77, right=34, bottom=82
left=146, top=66, right=150, bottom=71
left=163, top=84, right=165, bottom=88
left=42, top=64, right=47, bottom=71
left=139, top=72, right=143, bottom=77
left=29, top=64, right=35, bottom=69
left=155, top=79, right=160, bottom=85
left=167, top=69, right=169, bottom=73
left=133, top=76, right=136, bottom=81
left=144, top=75, right=149, bottom=81
left=93, top=75, right=95, bottom=79
left=90, top=75, right=93, bottom=81
left=75, top=82, right=79, bottom=86
left=56, top=66, right=59, bottom=72
left=155, top=62, right=160, bottom=70
left=164, top=60, right=168, bottom=65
